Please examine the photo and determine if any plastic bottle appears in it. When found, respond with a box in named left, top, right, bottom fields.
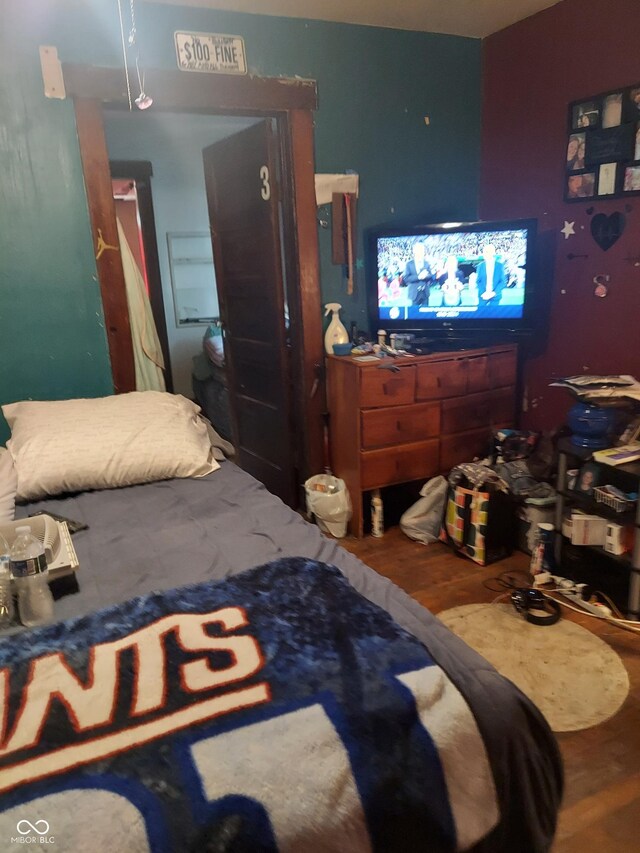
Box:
left=324, top=303, right=349, bottom=355
left=9, top=526, right=54, bottom=628
left=371, top=489, right=384, bottom=538
left=0, top=534, right=14, bottom=629
left=529, top=522, right=556, bottom=585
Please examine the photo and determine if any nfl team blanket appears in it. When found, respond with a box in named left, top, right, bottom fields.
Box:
left=0, top=558, right=498, bottom=852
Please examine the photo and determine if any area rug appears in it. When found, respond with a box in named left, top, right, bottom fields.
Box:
left=438, top=603, right=629, bottom=732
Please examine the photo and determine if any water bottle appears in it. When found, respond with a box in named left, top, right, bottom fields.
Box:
left=0, top=534, right=14, bottom=629
left=9, top=526, right=54, bottom=627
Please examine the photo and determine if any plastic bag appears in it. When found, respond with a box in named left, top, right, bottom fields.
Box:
left=305, top=474, right=352, bottom=538
left=400, top=475, right=448, bottom=544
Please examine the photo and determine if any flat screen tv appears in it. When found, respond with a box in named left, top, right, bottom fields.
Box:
left=368, top=218, right=538, bottom=342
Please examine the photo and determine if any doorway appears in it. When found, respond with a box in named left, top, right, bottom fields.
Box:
left=63, top=63, right=325, bottom=506
left=104, top=111, right=259, bottom=399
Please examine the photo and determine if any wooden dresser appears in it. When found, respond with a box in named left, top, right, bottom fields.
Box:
left=327, top=344, right=518, bottom=536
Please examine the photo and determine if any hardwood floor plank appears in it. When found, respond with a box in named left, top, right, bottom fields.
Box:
left=340, top=526, right=640, bottom=853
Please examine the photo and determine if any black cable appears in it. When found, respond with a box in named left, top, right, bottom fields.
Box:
left=482, top=569, right=531, bottom=593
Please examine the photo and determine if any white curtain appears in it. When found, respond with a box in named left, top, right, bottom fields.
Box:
left=116, top=218, right=166, bottom=392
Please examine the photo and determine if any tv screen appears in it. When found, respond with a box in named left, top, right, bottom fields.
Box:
left=370, top=219, right=537, bottom=337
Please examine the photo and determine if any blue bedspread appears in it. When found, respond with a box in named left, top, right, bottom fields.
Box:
left=0, top=558, right=499, bottom=852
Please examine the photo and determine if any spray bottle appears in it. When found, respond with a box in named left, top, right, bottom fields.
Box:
left=324, top=303, right=349, bottom=354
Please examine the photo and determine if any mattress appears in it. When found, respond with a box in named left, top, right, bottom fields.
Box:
left=15, top=461, right=562, bottom=851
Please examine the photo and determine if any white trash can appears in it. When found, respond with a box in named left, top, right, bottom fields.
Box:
left=305, top=474, right=352, bottom=538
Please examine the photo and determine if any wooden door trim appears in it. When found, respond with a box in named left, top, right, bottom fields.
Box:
left=279, top=110, right=325, bottom=480
left=74, top=98, right=135, bottom=393
left=62, top=64, right=318, bottom=112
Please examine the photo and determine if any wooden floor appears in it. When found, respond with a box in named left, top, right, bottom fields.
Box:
left=341, top=527, right=640, bottom=853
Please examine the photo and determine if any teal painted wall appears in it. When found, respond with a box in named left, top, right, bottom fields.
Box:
left=0, top=0, right=481, bottom=442
left=0, top=1, right=115, bottom=443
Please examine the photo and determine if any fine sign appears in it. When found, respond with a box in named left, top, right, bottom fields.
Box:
left=175, top=31, right=247, bottom=75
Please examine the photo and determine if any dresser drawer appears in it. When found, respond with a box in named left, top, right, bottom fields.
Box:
left=440, top=387, right=516, bottom=434
left=467, top=355, right=490, bottom=393
left=361, top=440, right=439, bottom=490
left=416, top=359, right=466, bottom=400
left=489, top=348, right=518, bottom=388
left=441, top=390, right=494, bottom=434
left=440, top=428, right=492, bottom=473
left=361, top=402, right=440, bottom=449
left=360, top=366, right=416, bottom=408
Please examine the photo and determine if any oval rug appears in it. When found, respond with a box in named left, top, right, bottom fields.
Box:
left=438, top=603, right=629, bottom=732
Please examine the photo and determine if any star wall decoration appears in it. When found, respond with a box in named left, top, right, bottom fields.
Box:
left=561, top=220, right=575, bottom=240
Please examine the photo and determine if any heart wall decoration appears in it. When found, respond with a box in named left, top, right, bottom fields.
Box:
left=590, top=211, right=626, bottom=251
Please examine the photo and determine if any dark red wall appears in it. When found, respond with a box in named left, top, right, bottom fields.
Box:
left=481, top=0, right=640, bottom=430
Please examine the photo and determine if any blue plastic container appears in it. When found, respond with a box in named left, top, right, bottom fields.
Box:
left=567, top=401, right=616, bottom=449
left=332, top=343, right=353, bottom=356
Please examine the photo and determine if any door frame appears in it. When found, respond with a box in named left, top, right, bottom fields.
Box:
left=62, top=62, right=324, bottom=482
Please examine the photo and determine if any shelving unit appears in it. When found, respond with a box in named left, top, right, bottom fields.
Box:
left=554, top=436, right=640, bottom=618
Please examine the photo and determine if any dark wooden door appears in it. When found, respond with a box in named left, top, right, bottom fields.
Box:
left=203, top=120, right=296, bottom=506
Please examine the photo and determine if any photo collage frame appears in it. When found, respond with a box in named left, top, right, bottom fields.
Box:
left=565, top=83, right=640, bottom=202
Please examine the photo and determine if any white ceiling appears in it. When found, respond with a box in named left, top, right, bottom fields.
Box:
left=146, top=0, right=563, bottom=39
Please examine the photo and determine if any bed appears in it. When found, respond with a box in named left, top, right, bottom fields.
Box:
left=0, top=395, right=562, bottom=852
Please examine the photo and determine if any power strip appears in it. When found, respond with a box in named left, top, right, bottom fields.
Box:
left=548, top=576, right=612, bottom=618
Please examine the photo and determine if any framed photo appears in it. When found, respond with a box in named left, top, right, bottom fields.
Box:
left=566, top=133, right=586, bottom=170
left=566, top=83, right=640, bottom=200
left=597, top=162, right=617, bottom=196
left=623, top=165, right=640, bottom=192
left=623, top=86, right=640, bottom=122
left=585, top=124, right=635, bottom=166
left=566, top=171, right=596, bottom=200
left=577, top=463, right=600, bottom=496
left=572, top=100, right=600, bottom=129
left=602, top=93, right=623, bottom=128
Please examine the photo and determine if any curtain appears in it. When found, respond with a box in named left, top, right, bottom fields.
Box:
left=116, top=218, right=166, bottom=392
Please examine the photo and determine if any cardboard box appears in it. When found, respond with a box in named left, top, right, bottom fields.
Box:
left=604, top=522, right=634, bottom=555
left=569, top=513, right=607, bottom=546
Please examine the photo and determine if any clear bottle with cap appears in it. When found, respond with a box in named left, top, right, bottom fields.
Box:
left=0, top=533, right=14, bottom=629
left=9, top=525, right=54, bottom=627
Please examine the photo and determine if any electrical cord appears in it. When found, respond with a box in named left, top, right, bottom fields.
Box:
left=482, top=568, right=640, bottom=634
left=544, top=592, right=640, bottom=635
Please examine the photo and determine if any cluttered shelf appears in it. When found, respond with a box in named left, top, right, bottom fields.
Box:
left=557, top=488, right=638, bottom=524
left=557, top=436, right=640, bottom=478
left=552, top=378, right=640, bottom=616
left=561, top=537, right=632, bottom=568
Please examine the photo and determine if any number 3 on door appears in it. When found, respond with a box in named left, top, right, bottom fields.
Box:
left=259, top=165, right=271, bottom=201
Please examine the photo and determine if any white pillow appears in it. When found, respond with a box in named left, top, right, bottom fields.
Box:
left=3, top=392, right=219, bottom=501
left=0, top=448, right=17, bottom=521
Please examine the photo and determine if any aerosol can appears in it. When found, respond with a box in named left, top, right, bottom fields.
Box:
left=324, top=303, right=349, bottom=354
